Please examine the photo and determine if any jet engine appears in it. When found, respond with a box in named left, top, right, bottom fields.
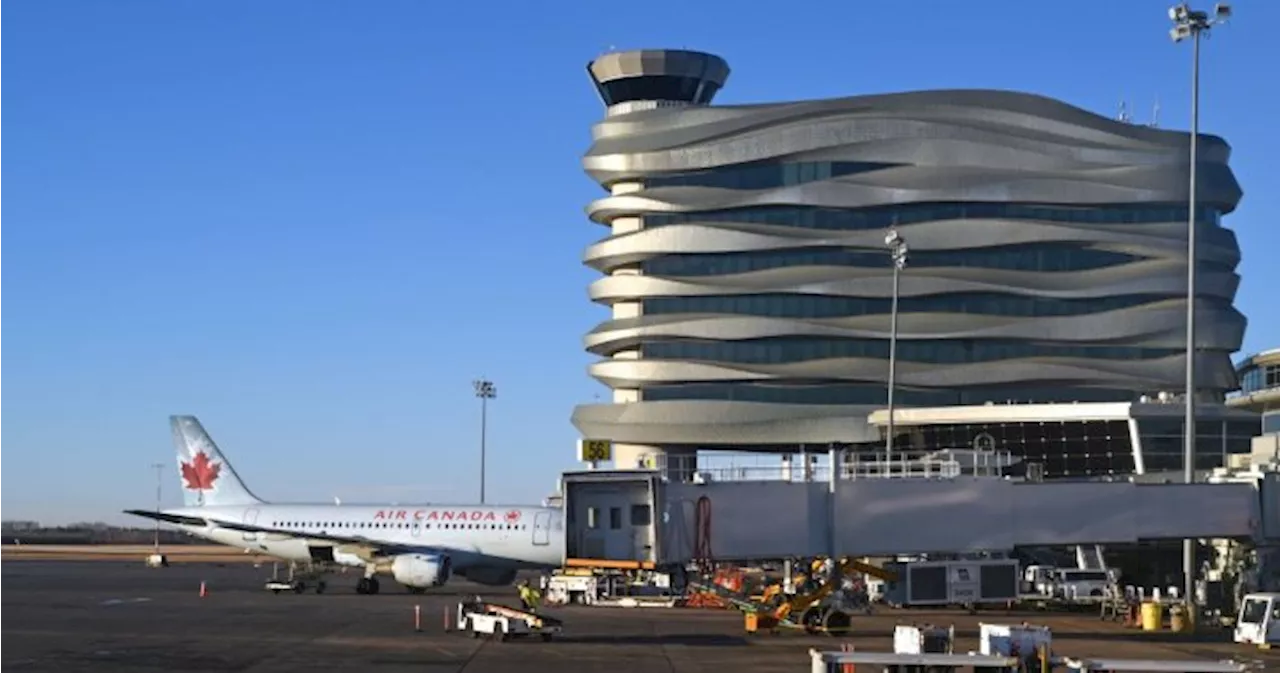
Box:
left=390, top=553, right=451, bottom=588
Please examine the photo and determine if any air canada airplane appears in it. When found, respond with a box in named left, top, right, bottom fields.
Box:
left=125, top=415, right=566, bottom=595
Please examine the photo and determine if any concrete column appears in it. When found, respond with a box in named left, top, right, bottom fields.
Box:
left=609, top=180, right=645, bottom=417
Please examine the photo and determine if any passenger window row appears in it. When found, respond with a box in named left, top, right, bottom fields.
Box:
left=269, top=521, right=527, bottom=531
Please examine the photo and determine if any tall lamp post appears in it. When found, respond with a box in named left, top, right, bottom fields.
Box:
left=473, top=378, right=497, bottom=504
left=1168, top=1, right=1230, bottom=621
left=884, top=229, right=909, bottom=472
left=150, top=462, right=165, bottom=552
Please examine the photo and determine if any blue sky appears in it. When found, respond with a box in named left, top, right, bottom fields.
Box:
left=5, top=1, right=1278, bottom=524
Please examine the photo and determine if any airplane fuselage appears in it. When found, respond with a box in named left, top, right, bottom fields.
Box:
left=131, top=415, right=562, bottom=592
left=169, top=503, right=565, bottom=576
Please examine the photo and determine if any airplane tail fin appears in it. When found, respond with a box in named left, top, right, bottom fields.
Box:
left=171, top=415, right=265, bottom=508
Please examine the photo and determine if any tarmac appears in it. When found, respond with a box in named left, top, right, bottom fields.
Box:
left=2, top=560, right=1276, bottom=672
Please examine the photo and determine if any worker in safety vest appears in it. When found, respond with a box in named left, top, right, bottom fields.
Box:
left=517, top=580, right=542, bottom=611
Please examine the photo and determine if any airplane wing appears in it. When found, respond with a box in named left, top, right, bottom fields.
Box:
left=122, top=509, right=452, bottom=558
left=123, top=510, right=211, bottom=527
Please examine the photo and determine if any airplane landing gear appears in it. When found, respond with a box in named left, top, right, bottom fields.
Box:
left=356, top=577, right=381, bottom=595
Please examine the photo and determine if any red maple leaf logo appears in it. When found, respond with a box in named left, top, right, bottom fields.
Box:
left=504, top=510, right=521, bottom=523
left=181, top=451, right=221, bottom=491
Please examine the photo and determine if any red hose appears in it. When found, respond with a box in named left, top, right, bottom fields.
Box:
left=694, top=496, right=713, bottom=574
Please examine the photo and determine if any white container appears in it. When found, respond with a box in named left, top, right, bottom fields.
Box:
left=893, top=624, right=953, bottom=654
left=979, top=622, right=1051, bottom=657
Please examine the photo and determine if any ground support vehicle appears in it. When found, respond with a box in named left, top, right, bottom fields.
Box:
left=455, top=599, right=563, bottom=642
left=263, top=561, right=327, bottom=594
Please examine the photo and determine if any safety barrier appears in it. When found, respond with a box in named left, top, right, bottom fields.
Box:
left=1059, top=658, right=1245, bottom=672
left=810, top=619, right=1252, bottom=672
left=808, top=649, right=1249, bottom=673
left=808, top=648, right=1018, bottom=672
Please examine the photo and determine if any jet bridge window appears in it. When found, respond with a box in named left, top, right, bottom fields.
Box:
left=587, top=507, right=599, bottom=529
left=631, top=504, right=651, bottom=526
left=609, top=507, right=622, bottom=530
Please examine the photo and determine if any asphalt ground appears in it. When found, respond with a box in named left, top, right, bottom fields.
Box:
left=2, top=560, right=1275, bottom=672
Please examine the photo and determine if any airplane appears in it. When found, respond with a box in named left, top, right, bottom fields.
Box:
left=125, top=415, right=566, bottom=595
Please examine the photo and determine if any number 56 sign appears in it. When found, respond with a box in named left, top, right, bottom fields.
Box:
left=577, top=439, right=612, bottom=463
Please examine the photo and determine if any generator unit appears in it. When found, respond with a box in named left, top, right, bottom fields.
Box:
left=882, top=558, right=1020, bottom=608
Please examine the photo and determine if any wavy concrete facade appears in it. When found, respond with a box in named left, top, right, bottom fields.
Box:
left=571, top=50, right=1245, bottom=458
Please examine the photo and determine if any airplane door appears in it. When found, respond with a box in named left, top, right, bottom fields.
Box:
left=532, top=511, right=551, bottom=546
left=241, top=508, right=261, bottom=542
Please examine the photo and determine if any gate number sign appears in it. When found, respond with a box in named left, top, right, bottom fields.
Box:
left=578, top=439, right=612, bottom=462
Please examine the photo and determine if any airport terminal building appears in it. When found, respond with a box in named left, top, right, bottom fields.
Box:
left=1230, top=348, right=1280, bottom=433
left=569, top=49, right=1248, bottom=473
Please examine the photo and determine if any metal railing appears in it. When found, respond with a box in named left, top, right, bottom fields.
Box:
left=643, top=448, right=1019, bottom=484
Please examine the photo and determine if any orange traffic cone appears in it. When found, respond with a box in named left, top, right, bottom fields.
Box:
left=199, top=581, right=207, bottom=598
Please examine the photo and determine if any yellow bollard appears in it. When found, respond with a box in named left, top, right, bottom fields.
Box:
left=1140, top=601, right=1164, bottom=631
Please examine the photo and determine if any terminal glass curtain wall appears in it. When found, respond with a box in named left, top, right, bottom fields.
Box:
left=904, top=419, right=1257, bottom=479
left=1136, top=419, right=1260, bottom=472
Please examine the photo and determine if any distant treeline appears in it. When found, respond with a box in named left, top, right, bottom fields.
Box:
left=3, top=525, right=200, bottom=546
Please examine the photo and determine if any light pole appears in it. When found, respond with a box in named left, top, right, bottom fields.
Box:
left=473, top=378, right=497, bottom=504
left=150, top=462, right=164, bottom=552
left=1168, top=1, right=1230, bottom=622
left=884, top=229, right=909, bottom=473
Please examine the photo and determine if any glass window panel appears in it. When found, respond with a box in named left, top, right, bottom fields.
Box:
left=642, top=293, right=1168, bottom=319
left=641, top=337, right=1182, bottom=365
left=644, top=203, right=1223, bottom=232
left=644, top=161, right=896, bottom=190
left=641, top=382, right=1139, bottom=406
left=641, top=245, right=1183, bottom=276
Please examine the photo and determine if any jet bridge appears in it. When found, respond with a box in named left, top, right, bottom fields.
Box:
left=559, top=459, right=1276, bottom=567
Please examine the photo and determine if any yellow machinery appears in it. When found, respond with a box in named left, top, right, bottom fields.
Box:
left=749, top=557, right=898, bottom=636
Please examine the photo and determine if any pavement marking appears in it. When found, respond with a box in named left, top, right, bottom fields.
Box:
left=98, top=598, right=152, bottom=607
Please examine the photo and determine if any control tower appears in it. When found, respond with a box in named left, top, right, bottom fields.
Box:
left=581, top=50, right=730, bottom=475
left=587, top=49, right=730, bottom=115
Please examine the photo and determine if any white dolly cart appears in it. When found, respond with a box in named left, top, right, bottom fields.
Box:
left=455, top=599, right=563, bottom=642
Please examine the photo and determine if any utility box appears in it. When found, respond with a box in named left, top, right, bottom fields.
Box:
left=545, top=573, right=600, bottom=606
left=979, top=622, right=1052, bottom=657
left=882, top=559, right=1020, bottom=607
left=893, top=624, right=954, bottom=654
